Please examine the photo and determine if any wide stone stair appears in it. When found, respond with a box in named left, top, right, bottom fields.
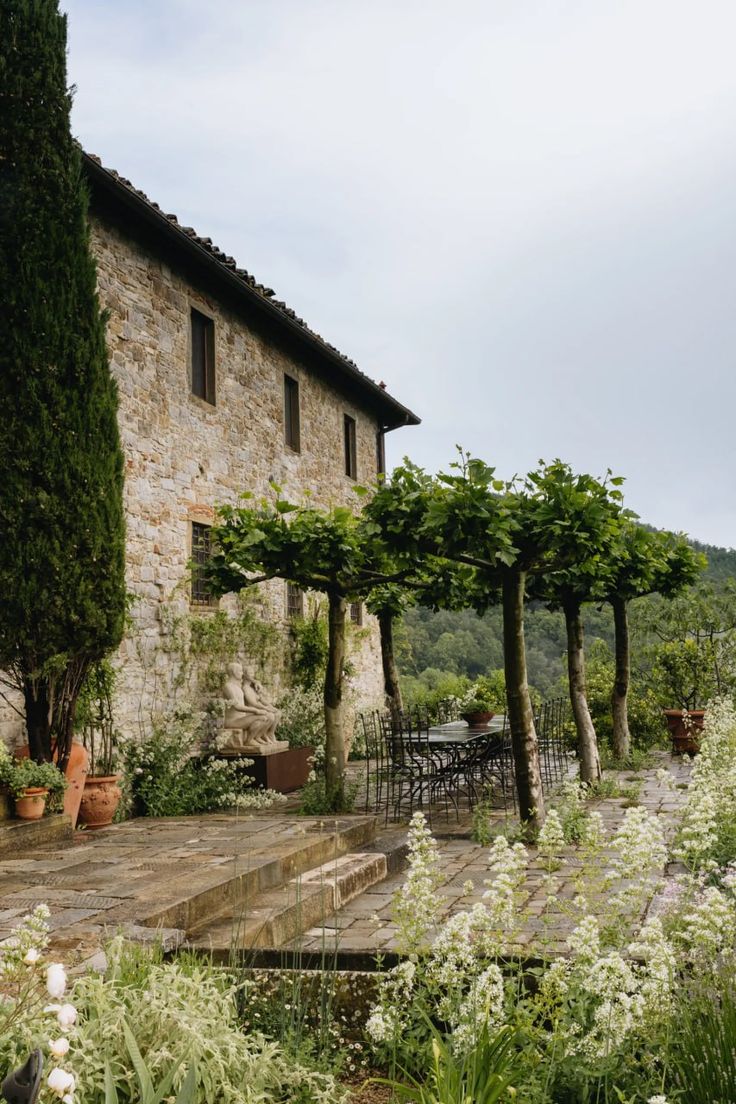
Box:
left=132, top=816, right=405, bottom=957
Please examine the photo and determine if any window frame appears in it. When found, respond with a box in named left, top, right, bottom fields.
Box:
left=190, top=306, right=216, bottom=406
left=190, top=521, right=217, bottom=607
left=286, top=581, right=305, bottom=620
left=349, top=601, right=363, bottom=626
left=376, top=429, right=386, bottom=477
left=284, top=374, right=301, bottom=452
left=344, top=414, right=357, bottom=480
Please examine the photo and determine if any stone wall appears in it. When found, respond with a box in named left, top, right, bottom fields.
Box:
left=0, top=213, right=387, bottom=749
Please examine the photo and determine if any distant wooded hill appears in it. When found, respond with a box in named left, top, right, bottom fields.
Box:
left=397, top=538, right=736, bottom=699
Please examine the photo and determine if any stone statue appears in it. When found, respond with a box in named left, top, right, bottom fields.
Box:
left=220, top=662, right=287, bottom=755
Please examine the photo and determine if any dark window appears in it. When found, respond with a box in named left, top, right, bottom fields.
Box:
left=350, top=601, right=363, bottom=626
left=191, top=522, right=215, bottom=606
left=284, top=375, right=301, bottom=451
left=344, top=414, right=357, bottom=479
left=191, top=308, right=215, bottom=404
left=286, top=582, right=304, bottom=620
left=376, top=430, right=386, bottom=477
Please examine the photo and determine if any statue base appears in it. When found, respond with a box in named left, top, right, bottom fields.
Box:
left=219, top=739, right=289, bottom=758
left=240, top=745, right=316, bottom=793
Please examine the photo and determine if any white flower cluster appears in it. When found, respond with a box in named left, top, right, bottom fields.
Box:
left=392, top=812, right=444, bottom=955
left=675, top=883, right=736, bottom=969
left=0, top=906, right=78, bottom=1102
left=537, top=913, right=676, bottom=1062
left=482, top=835, right=528, bottom=935
left=451, top=964, right=505, bottom=1053
left=676, top=699, right=736, bottom=871
left=365, top=960, right=416, bottom=1044
left=537, top=808, right=565, bottom=870
left=606, top=806, right=667, bottom=914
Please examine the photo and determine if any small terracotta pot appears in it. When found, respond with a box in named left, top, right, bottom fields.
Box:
left=15, top=787, right=49, bottom=821
left=461, top=711, right=495, bottom=729
left=78, top=775, right=122, bottom=829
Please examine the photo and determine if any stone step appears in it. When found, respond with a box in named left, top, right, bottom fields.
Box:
left=136, top=816, right=377, bottom=934
left=187, top=851, right=388, bottom=952
left=0, top=814, right=73, bottom=856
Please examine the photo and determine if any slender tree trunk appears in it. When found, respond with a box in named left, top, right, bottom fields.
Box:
left=611, top=596, right=632, bottom=761
left=23, top=677, right=52, bottom=763
left=564, top=599, right=601, bottom=784
left=324, top=591, right=347, bottom=807
left=53, top=658, right=88, bottom=773
left=502, top=569, right=545, bottom=829
left=378, top=609, right=403, bottom=725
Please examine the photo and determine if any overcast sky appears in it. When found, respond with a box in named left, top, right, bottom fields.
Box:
left=64, top=0, right=736, bottom=547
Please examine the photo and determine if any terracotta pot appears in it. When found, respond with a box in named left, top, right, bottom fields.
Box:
left=78, top=774, right=122, bottom=829
left=17, top=741, right=89, bottom=829
left=15, top=788, right=48, bottom=821
left=663, top=709, right=705, bottom=756
left=461, top=711, right=495, bottom=729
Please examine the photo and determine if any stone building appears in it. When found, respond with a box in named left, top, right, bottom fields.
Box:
left=0, top=153, right=418, bottom=748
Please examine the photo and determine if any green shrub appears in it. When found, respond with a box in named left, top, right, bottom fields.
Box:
left=276, top=685, right=325, bottom=754
left=583, top=640, right=665, bottom=752
left=68, top=940, right=346, bottom=1103
left=122, top=711, right=280, bottom=817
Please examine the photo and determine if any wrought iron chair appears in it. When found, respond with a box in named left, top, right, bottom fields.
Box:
left=359, top=710, right=388, bottom=815
left=380, top=710, right=458, bottom=824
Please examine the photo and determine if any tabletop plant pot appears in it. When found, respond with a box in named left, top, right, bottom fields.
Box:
left=461, top=710, right=495, bottom=729
left=78, top=774, right=122, bottom=829
left=663, top=708, right=705, bottom=756
left=15, top=787, right=49, bottom=821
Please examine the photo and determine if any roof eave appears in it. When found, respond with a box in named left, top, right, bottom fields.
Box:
left=83, top=153, right=420, bottom=431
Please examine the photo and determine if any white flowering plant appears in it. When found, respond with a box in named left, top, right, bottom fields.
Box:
left=0, top=906, right=78, bottom=1104
left=122, top=710, right=283, bottom=816
left=367, top=786, right=683, bottom=1102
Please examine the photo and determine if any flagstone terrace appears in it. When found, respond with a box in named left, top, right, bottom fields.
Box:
left=0, top=752, right=691, bottom=968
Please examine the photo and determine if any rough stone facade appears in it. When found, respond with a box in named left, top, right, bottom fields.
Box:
left=0, top=183, right=416, bottom=749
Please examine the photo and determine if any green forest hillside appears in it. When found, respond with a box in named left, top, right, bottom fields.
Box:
left=397, top=539, right=736, bottom=700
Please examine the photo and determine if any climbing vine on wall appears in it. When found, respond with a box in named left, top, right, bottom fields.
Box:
left=159, top=589, right=285, bottom=697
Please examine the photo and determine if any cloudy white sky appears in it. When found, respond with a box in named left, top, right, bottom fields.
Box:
left=64, top=0, right=736, bottom=546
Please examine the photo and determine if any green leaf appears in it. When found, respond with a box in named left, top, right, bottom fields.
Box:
left=104, top=1062, right=119, bottom=1104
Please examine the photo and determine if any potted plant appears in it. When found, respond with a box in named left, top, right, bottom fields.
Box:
left=77, top=660, right=123, bottom=828
left=3, top=758, right=67, bottom=820
left=653, top=639, right=716, bottom=755
left=460, top=697, right=496, bottom=728
left=460, top=673, right=506, bottom=729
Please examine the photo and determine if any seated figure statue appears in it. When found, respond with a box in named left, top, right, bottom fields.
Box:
left=220, top=662, right=287, bottom=755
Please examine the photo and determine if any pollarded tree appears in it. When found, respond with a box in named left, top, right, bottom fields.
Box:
left=206, top=494, right=421, bottom=810
left=367, top=561, right=483, bottom=723
left=605, top=526, right=705, bottom=758
left=369, top=455, right=623, bottom=828
left=0, top=0, right=126, bottom=766
left=531, top=504, right=627, bottom=784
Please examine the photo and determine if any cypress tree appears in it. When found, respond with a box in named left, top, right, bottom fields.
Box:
left=0, top=0, right=126, bottom=766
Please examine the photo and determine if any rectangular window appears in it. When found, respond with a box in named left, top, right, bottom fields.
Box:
left=376, top=430, right=386, bottom=477
left=286, top=582, right=304, bottom=620
left=284, top=374, right=301, bottom=452
left=350, top=601, right=363, bottom=626
left=191, top=522, right=215, bottom=606
left=344, top=414, right=357, bottom=479
left=191, top=307, right=215, bottom=404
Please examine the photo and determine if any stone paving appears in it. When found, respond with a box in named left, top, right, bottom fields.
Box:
left=0, top=753, right=693, bottom=965
left=294, top=751, right=693, bottom=956
left=0, top=812, right=377, bottom=965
